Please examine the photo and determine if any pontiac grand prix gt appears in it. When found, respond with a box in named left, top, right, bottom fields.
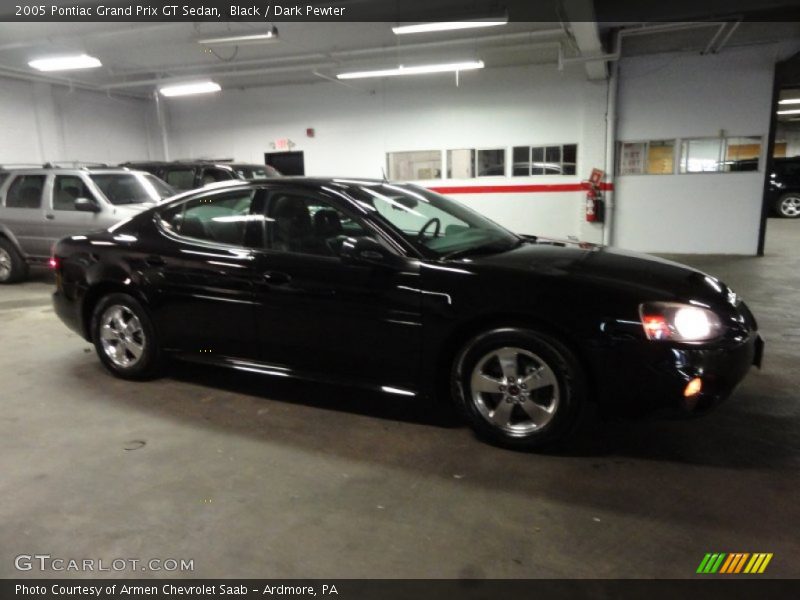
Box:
left=52, top=178, right=763, bottom=449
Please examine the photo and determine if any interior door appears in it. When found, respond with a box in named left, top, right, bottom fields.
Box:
left=254, top=188, right=422, bottom=390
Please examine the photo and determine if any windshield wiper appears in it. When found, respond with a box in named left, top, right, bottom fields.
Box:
left=443, top=239, right=522, bottom=260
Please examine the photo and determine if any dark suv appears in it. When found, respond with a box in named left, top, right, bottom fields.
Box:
left=120, top=160, right=281, bottom=192
left=767, top=157, right=800, bottom=218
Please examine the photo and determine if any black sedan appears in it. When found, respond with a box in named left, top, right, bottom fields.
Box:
left=52, top=178, right=763, bottom=450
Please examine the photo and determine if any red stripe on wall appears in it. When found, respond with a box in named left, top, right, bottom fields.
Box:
left=429, top=182, right=614, bottom=194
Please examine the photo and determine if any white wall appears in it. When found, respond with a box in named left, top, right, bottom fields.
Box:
left=614, top=44, right=791, bottom=254
left=165, top=63, right=610, bottom=242
left=0, top=77, right=160, bottom=165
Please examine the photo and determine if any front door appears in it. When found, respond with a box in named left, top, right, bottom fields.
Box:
left=254, top=187, right=422, bottom=390
left=45, top=174, right=106, bottom=246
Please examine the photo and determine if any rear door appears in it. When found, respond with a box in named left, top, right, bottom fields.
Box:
left=144, top=186, right=266, bottom=358
left=44, top=174, right=106, bottom=245
left=1, top=173, right=49, bottom=258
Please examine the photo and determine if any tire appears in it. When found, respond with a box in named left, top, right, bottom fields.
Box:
left=451, top=328, right=587, bottom=450
left=91, top=293, right=163, bottom=380
left=0, top=238, right=28, bottom=284
left=776, top=193, right=800, bottom=218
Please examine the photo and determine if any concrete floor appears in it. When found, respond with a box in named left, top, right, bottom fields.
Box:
left=0, top=219, right=798, bottom=579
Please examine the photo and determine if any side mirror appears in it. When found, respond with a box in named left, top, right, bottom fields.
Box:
left=74, top=197, right=100, bottom=213
left=340, top=237, right=402, bottom=269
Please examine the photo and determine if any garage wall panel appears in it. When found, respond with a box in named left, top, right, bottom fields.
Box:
left=614, top=44, right=789, bottom=254
left=0, top=77, right=159, bottom=166
left=165, top=64, right=609, bottom=241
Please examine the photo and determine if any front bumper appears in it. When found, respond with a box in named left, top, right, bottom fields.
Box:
left=592, top=331, right=763, bottom=417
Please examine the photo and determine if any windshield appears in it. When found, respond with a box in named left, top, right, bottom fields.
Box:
left=90, top=173, right=175, bottom=205
left=348, top=183, right=519, bottom=257
left=233, top=164, right=281, bottom=179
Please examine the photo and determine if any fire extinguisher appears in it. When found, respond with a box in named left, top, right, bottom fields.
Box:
left=585, top=186, right=604, bottom=223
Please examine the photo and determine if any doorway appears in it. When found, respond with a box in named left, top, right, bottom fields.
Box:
left=265, top=151, right=305, bottom=176
left=758, top=52, right=800, bottom=255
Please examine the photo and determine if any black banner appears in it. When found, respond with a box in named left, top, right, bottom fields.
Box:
left=3, top=579, right=800, bottom=600
left=2, top=0, right=800, bottom=22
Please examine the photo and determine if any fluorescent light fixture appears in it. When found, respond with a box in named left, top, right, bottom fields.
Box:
left=777, top=108, right=800, bottom=115
left=28, top=54, right=102, bottom=72
left=778, top=98, right=800, bottom=105
left=392, top=18, right=507, bottom=35
left=197, top=28, right=278, bottom=45
left=337, top=60, right=484, bottom=80
left=159, top=81, right=221, bottom=97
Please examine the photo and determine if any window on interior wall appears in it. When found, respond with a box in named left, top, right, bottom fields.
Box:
left=446, top=148, right=506, bottom=178
left=386, top=150, right=441, bottom=180
left=618, top=140, right=675, bottom=175
left=679, top=136, right=762, bottom=173
left=512, top=144, right=577, bottom=176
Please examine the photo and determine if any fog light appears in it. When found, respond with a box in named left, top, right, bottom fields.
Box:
left=684, top=377, right=703, bottom=397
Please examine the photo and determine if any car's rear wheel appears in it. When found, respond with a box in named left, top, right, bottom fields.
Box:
left=91, top=293, right=163, bottom=379
left=0, top=238, right=28, bottom=284
left=776, top=193, right=800, bottom=218
left=452, top=328, right=586, bottom=450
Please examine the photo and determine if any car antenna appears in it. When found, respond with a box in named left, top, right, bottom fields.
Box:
left=380, top=166, right=388, bottom=182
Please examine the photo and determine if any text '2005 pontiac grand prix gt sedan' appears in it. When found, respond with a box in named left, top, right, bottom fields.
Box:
left=52, top=178, right=763, bottom=450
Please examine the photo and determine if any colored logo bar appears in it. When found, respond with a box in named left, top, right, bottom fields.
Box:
left=697, top=553, right=773, bottom=574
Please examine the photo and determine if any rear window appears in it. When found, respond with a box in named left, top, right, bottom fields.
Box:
left=90, top=174, right=170, bottom=205
left=164, top=168, right=196, bottom=190
left=5, top=175, right=45, bottom=209
left=233, top=164, right=281, bottom=179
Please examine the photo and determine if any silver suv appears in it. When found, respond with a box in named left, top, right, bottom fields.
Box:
left=0, top=167, right=175, bottom=283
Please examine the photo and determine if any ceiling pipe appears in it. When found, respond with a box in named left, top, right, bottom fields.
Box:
left=712, top=20, right=741, bottom=54
left=559, top=22, right=724, bottom=67
left=0, top=64, right=146, bottom=99
left=104, top=29, right=566, bottom=81
left=701, top=23, right=728, bottom=55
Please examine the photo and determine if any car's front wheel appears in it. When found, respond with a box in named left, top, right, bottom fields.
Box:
left=776, top=193, right=800, bottom=218
left=91, top=293, right=163, bottom=379
left=452, top=328, right=586, bottom=450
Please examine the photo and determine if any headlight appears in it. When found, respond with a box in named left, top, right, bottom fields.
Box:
left=638, top=302, right=723, bottom=342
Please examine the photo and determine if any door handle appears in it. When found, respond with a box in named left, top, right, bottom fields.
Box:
left=263, top=271, right=291, bottom=285
left=45, top=214, right=55, bottom=220
left=145, top=255, right=166, bottom=267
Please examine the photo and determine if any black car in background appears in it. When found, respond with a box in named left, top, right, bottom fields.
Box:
left=120, top=160, right=281, bottom=191
left=52, top=178, right=762, bottom=450
left=767, top=157, right=800, bottom=218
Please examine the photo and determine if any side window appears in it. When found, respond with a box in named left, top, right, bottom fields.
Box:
left=0, top=173, right=8, bottom=187
left=159, top=190, right=257, bottom=247
left=164, top=168, right=196, bottom=190
left=267, top=192, right=369, bottom=257
left=5, top=175, right=45, bottom=209
left=53, top=175, right=95, bottom=211
left=201, top=167, right=233, bottom=186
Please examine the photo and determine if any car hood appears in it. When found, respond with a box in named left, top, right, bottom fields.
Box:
left=467, top=239, right=735, bottom=304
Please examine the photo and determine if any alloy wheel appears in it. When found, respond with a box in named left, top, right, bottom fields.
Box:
left=99, top=305, right=146, bottom=368
left=779, top=195, right=800, bottom=218
left=470, top=346, right=560, bottom=436
left=0, top=247, right=11, bottom=282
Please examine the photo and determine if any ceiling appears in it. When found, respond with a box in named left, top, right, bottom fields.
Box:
left=0, top=19, right=797, bottom=97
